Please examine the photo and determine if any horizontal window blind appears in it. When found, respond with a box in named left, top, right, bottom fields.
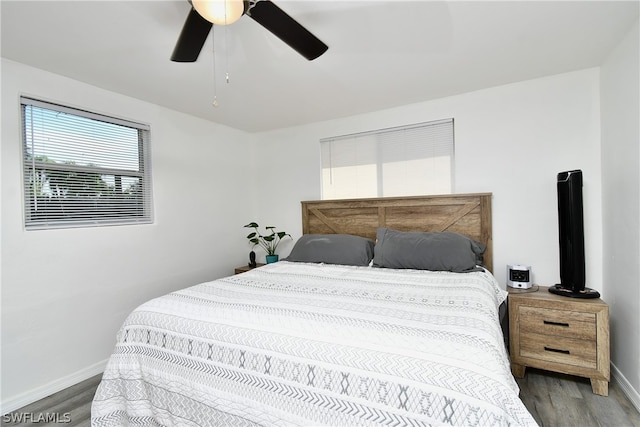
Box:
left=21, top=97, right=153, bottom=229
left=320, top=119, right=454, bottom=199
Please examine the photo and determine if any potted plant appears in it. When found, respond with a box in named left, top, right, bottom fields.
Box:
left=244, top=222, right=291, bottom=264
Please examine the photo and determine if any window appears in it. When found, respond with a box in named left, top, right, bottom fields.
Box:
left=320, top=118, right=454, bottom=199
left=21, top=97, right=152, bottom=229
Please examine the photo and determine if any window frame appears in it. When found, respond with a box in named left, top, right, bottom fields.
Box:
left=20, top=97, right=153, bottom=230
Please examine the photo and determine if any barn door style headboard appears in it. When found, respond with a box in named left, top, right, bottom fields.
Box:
left=301, top=193, right=493, bottom=272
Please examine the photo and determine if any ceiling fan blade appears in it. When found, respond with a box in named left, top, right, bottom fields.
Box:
left=171, top=7, right=213, bottom=62
left=248, top=0, right=328, bottom=60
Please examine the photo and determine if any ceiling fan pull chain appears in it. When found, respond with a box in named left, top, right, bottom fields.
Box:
left=225, top=24, right=231, bottom=84
left=212, top=29, right=219, bottom=107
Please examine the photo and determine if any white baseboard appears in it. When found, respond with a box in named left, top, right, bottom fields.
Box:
left=0, top=359, right=108, bottom=415
left=611, top=362, right=640, bottom=413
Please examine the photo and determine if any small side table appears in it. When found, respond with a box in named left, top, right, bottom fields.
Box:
left=508, top=285, right=610, bottom=396
left=234, top=263, right=265, bottom=275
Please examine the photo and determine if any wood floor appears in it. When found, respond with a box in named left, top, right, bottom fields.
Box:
left=516, top=369, right=640, bottom=427
left=1, top=374, right=100, bottom=427
left=2, top=369, right=639, bottom=426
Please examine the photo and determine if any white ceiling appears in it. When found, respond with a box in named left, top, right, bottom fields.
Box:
left=2, top=1, right=638, bottom=133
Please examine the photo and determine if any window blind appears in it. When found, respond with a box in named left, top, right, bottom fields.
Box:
left=21, top=97, right=153, bottom=229
left=320, top=118, right=454, bottom=199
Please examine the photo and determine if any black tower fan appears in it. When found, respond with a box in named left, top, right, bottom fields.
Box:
left=549, top=170, right=600, bottom=298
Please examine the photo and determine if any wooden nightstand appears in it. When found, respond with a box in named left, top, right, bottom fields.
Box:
left=234, top=263, right=265, bottom=275
left=508, top=286, right=610, bottom=396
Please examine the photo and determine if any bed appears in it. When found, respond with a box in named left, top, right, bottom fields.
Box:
left=91, top=193, right=537, bottom=426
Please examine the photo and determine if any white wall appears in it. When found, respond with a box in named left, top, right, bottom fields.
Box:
left=4, top=39, right=638, bottom=412
left=253, top=69, right=603, bottom=293
left=600, top=21, right=640, bottom=407
left=0, top=59, right=253, bottom=411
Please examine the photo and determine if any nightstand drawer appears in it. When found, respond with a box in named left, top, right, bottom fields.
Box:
left=520, top=332, right=597, bottom=369
left=519, top=306, right=596, bottom=340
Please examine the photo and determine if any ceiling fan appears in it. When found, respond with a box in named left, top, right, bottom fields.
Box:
left=171, top=0, right=329, bottom=62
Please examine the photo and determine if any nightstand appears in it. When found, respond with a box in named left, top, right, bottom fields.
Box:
left=234, top=263, right=265, bottom=275
left=508, top=286, right=610, bottom=396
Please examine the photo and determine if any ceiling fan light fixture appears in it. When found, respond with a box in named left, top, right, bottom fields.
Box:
left=192, top=0, right=245, bottom=25
left=172, top=0, right=328, bottom=62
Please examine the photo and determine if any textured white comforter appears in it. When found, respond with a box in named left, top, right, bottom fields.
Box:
left=92, top=261, right=537, bottom=426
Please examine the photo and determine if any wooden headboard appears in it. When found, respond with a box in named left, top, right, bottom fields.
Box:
left=301, top=193, right=493, bottom=272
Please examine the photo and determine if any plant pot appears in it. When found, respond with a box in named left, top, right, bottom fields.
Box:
left=265, top=254, right=279, bottom=264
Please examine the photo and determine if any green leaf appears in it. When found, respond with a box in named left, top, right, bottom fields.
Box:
left=244, top=222, right=259, bottom=228
left=246, top=232, right=256, bottom=239
left=265, top=226, right=275, bottom=230
left=263, top=235, right=275, bottom=242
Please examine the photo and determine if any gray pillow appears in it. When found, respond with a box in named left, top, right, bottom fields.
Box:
left=285, top=234, right=375, bottom=266
left=372, top=228, right=485, bottom=272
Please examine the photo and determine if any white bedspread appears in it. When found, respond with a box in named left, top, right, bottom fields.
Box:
left=92, top=261, right=537, bottom=426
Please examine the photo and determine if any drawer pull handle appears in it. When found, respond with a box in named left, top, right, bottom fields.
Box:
left=543, top=320, right=570, bottom=327
left=544, top=346, right=570, bottom=355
